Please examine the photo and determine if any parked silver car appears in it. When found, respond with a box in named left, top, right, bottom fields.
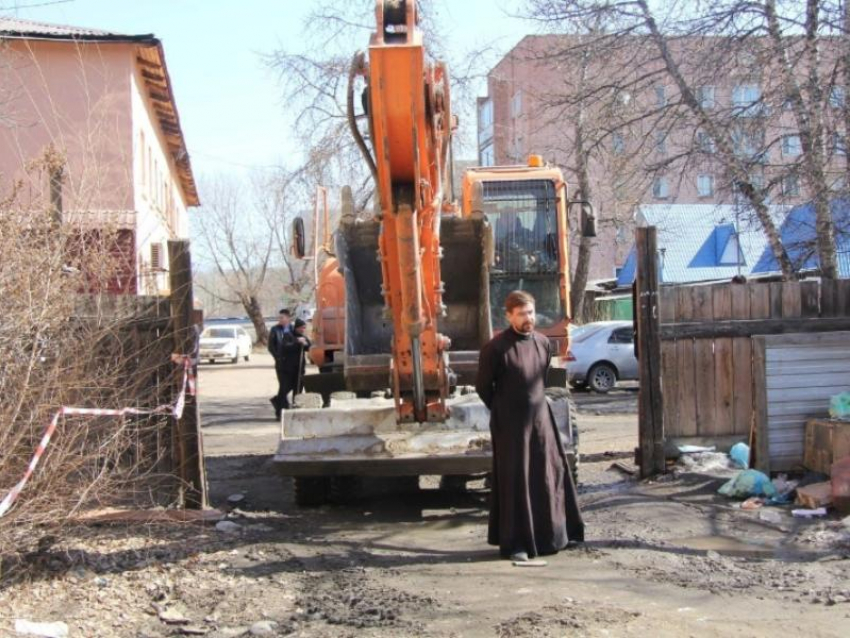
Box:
left=566, top=321, right=638, bottom=393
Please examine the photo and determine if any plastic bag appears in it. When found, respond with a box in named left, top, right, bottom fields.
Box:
left=718, top=469, right=778, bottom=499
left=829, top=392, right=850, bottom=419
left=729, top=442, right=750, bottom=469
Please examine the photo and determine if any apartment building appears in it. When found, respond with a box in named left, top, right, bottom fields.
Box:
left=478, top=34, right=848, bottom=280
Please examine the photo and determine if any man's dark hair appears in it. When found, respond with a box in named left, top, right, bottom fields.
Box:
left=505, top=290, right=535, bottom=314
left=279, top=308, right=291, bottom=316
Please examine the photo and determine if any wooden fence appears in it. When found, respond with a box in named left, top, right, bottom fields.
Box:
left=635, top=226, right=850, bottom=475
left=70, top=240, right=205, bottom=508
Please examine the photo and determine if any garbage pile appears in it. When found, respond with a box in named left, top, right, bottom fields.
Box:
left=676, top=442, right=841, bottom=521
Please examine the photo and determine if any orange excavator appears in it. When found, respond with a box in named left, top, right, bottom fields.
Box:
left=276, top=0, right=594, bottom=505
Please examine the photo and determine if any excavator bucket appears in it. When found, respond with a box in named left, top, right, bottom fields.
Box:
left=274, top=215, right=495, bottom=478
left=334, top=215, right=492, bottom=391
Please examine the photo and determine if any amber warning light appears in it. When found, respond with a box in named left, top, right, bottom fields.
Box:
left=527, top=154, right=544, bottom=167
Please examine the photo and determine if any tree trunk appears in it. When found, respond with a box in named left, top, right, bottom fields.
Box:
left=241, top=294, right=270, bottom=346
left=569, top=48, right=595, bottom=322
left=637, top=0, right=796, bottom=279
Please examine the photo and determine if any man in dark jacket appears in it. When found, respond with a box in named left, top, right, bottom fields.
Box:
left=268, top=309, right=293, bottom=418
left=475, top=290, right=584, bottom=563
left=269, top=313, right=311, bottom=418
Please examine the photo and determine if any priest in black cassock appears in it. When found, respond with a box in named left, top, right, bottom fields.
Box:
left=475, top=290, right=585, bottom=562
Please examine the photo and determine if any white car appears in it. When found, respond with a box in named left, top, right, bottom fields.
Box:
left=199, top=325, right=252, bottom=364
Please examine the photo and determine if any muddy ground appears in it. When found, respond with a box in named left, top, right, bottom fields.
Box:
left=2, top=352, right=849, bottom=637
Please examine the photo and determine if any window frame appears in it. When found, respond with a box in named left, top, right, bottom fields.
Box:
left=697, top=174, right=715, bottom=198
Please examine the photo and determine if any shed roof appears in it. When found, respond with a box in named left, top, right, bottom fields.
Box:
left=616, top=204, right=788, bottom=286
left=0, top=17, right=198, bottom=206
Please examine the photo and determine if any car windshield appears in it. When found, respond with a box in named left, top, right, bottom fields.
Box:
left=202, top=328, right=236, bottom=339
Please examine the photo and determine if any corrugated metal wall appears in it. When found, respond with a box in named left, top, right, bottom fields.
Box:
left=764, top=332, right=850, bottom=470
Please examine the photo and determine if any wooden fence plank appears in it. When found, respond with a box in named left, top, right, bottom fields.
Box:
left=660, top=286, right=678, bottom=324
left=678, top=286, right=695, bottom=322
left=713, top=337, right=734, bottom=437
left=781, top=281, right=802, bottom=318
left=635, top=227, right=665, bottom=477
left=769, top=282, right=785, bottom=318
left=752, top=337, right=769, bottom=473
left=692, top=286, right=715, bottom=437
left=712, top=285, right=734, bottom=437
left=676, top=339, right=698, bottom=437
left=661, top=341, right=678, bottom=437
left=800, top=280, right=820, bottom=317
left=660, top=316, right=850, bottom=340
left=730, top=283, right=750, bottom=320
left=695, top=339, right=716, bottom=436
left=839, top=280, right=850, bottom=316
left=749, top=283, right=771, bottom=319
left=732, top=337, right=753, bottom=436
left=821, top=279, right=838, bottom=317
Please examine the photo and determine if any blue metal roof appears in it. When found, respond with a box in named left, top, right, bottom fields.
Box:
left=616, top=204, right=786, bottom=286
left=617, top=201, right=850, bottom=286
left=752, top=198, right=850, bottom=277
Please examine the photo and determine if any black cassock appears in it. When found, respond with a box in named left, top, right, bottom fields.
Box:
left=475, top=328, right=585, bottom=558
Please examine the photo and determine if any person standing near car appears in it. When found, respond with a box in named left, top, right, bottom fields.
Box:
left=475, top=290, right=585, bottom=563
left=273, top=318, right=311, bottom=415
left=268, top=309, right=293, bottom=418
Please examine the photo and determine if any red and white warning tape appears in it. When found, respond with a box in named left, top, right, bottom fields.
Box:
left=0, top=358, right=197, bottom=519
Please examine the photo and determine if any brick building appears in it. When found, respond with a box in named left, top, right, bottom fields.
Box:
left=478, top=35, right=848, bottom=281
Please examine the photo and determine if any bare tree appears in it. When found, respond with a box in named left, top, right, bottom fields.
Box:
left=193, top=174, right=274, bottom=345
left=523, top=0, right=850, bottom=279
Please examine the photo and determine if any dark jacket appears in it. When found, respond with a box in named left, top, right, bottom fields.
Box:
left=271, top=326, right=311, bottom=374
left=267, top=324, right=291, bottom=360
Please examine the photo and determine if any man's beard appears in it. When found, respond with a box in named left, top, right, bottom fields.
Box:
left=519, top=321, right=534, bottom=333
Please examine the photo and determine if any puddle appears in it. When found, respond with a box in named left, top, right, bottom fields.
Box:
left=668, top=534, right=812, bottom=560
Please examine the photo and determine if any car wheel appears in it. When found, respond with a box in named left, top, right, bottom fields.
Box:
left=244, top=353, right=250, bottom=362
left=588, top=363, right=617, bottom=393
left=209, top=360, right=215, bottom=365
left=231, top=355, right=239, bottom=364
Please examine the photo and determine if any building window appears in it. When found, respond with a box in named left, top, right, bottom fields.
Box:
left=697, top=86, right=715, bottom=110
left=782, top=134, right=802, bottom=157
left=719, top=232, right=745, bottom=266
left=732, top=84, right=763, bottom=116
left=697, top=130, right=716, bottom=154
left=480, top=143, right=494, bottom=167
left=654, top=85, right=667, bottom=108
left=830, top=86, right=846, bottom=108
left=733, top=127, right=766, bottom=162
left=783, top=173, right=800, bottom=197
left=139, top=131, right=147, bottom=187
left=612, top=132, right=625, bottom=155
left=510, top=90, right=522, bottom=118
left=150, top=243, right=163, bottom=270
left=652, top=177, right=669, bottom=199
left=833, top=133, right=847, bottom=156
left=655, top=131, right=667, bottom=155
left=478, top=98, right=494, bottom=143
left=697, top=174, right=714, bottom=198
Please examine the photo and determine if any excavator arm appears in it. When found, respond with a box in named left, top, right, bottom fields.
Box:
left=355, top=0, right=454, bottom=423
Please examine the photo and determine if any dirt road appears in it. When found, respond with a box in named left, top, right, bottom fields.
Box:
left=2, top=353, right=848, bottom=637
